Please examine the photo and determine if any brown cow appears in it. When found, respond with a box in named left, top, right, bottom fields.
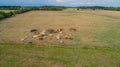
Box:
left=38, top=32, right=47, bottom=40
left=21, top=36, right=28, bottom=42
left=30, top=29, right=38, bottom=34
left=64, top=35, right=73, bottom=40
left=47, top=29, right=56, bottom=33
left=56, top=28, right=63, bottom=33
left=69, top=28, right=77, bottom=31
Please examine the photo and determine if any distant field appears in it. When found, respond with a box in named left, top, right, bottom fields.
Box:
left=0, top=10, right=15, bottom=13
left=0, top=10, right=120, bottom=67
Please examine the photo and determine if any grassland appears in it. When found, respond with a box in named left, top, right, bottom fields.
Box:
left=0, top=10, right=15, bottom=13
left=0, top=43, right=120, bottom=67
left=0, top=10, right=120, bottom=67
left=0, top=10, right=120, bottom=47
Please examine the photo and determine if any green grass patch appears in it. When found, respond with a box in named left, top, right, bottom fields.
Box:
left=0, top=43, right=120, bottom=67
left=95, top=29, right=120, bottom=48
left=4, top=58, right=16, bottom=67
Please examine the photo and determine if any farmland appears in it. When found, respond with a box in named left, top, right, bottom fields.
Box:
left=0, top=10, right=120, bottom=67
left=0, top=10, right=15, bottom=13
left=0, top=10, right=120, bottom=47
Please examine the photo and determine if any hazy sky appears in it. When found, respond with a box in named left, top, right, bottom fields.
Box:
left=0, top=0, right=120, bottom=7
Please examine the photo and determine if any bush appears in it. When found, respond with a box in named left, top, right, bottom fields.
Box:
left=0, top=11, right=14, bottom=19
left=0, top=11, right=6, bottom=19
left=5, top=12, right=14, bottom=17
left=0, top=14, right=5, bottom=20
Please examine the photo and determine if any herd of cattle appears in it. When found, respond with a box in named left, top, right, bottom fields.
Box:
left=21, top=27, right=77, bottom=44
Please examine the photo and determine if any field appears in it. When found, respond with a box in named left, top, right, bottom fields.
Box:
left=0, top=10, right=120, bottom=67
left=0, top=10, right=15, bottom=13
left=0, top=10, right=120, bottom=47
left=0, top=43, right=120, bottom=67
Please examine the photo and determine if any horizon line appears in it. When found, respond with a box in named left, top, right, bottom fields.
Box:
left=0, top=5, right=120, bottom=7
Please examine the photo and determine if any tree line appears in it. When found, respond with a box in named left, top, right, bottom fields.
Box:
left=0, top=6, right=21, bottom=10
left=76, top=6, right=120, bottom=11
left=28, top=6, right=66, bottom=11
left=0, top=6, right=66, bottom=11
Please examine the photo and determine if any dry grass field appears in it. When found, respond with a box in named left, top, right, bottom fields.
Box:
left=0, top=10, right=120, bottom=47
left=0, top=10, right=120, bottom=67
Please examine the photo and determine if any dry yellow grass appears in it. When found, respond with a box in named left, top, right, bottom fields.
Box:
left=0, top=10, right=120, bottom=46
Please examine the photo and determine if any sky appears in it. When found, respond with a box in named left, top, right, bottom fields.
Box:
left=0, top=0, right=120, bottom=7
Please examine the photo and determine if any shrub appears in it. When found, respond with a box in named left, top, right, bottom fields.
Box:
left=0, top=14, right=5, bottom=19
left=0, top=11, right=6, bottom=19
left=5, top=12, right=14, bottom=17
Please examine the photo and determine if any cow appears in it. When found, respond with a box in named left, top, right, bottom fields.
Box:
left=69, top=28, right=77, bottom=31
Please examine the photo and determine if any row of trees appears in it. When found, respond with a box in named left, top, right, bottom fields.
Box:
left=40, top=6, right=66, bottom=11
left=0, top=6, right=21, bottom=10
left=0, top=6, right=66, bottom=11
left=0, top=8, right=32, bottom=20
left=1, top=6, right=120, bottom=11
left=76, top=6, right=120, bottom=11
left=30, top=6, right=66, bottom=11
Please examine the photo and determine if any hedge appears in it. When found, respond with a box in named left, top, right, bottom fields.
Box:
left=0, top=8, right=32, bottom=20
